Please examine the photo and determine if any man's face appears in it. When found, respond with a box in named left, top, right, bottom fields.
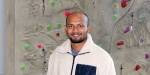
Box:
left=65, top=14, right=89, bottom=43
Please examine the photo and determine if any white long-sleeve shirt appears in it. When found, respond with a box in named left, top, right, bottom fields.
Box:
left=47, top=34, right=116, bottom=75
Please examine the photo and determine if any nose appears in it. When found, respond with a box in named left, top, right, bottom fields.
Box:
left=72, top=26, right=78, bottom=33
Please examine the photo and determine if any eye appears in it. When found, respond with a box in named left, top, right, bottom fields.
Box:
left=67, top=25, right=73, bottom=29
left=78, top=24, right=85, bottom=28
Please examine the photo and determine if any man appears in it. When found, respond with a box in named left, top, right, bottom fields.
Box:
left=47, top=11, right=116, bottom=75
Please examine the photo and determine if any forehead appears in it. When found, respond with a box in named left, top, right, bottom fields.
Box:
left=67, top=14, right=84, bottom=23
left=66, top=13, right=88, bottom=26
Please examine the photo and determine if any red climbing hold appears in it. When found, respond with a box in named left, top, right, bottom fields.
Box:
left=64, top=11, right=72, bottom=17
left=134, top=64, right=141, bottom=71
left=121, top=0, right=128, bottom=8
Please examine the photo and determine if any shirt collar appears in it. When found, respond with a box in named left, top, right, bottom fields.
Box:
left=55, top=33, right=95, bottom=54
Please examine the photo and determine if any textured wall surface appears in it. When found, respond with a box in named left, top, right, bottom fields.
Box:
left=15, top=0, right=150, bottom=75
left=0, top=0, right=4, bottom=75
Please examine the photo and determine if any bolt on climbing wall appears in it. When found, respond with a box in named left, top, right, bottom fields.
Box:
left=15, top=0, right=150, bottom=75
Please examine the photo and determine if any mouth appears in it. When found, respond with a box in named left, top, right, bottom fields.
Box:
left=69, top=34, right=81, bottom=41
left=71, top=33, right=81, bottom=38
left=68, top=33, right=87, bottom=43
left=72, top=34, right=80, bottom=37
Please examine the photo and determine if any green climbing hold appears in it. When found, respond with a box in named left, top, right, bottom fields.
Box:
left=47, top=23, right=52, bottom=31
left=20, top=63, right=27, bottom=71
left=56, top=24, right=62, bottom=29
left=23, top=42, right=32, bottom=49
left=112, top=14, right=118, bottom=21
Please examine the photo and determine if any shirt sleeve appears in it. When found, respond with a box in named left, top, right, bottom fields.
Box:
left=105, top=57, right=116, bottom=75
left=47, top=53, right=55, bottom=75
left=97, top=55, right=116, bottom=75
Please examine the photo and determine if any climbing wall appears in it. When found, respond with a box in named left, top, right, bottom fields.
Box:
left=110, top=0, right=150, bottom=75
left=15, top=0, right=150, bottom=75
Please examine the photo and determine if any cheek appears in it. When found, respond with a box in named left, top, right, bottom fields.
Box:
left=81, top=29, right=88, bottom=34
left=66, top=29, right=72, bottom=34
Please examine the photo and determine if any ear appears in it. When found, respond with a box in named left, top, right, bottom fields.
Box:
left=87, top=25, right=92, bottom=33
left=64, top=25, right=67, bottom=34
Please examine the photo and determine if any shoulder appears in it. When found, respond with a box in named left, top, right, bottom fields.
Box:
left=92, top=44, right=113, bottom=61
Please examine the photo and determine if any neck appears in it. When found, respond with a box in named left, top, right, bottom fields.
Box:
left=71, top=40, right=87, bottom=53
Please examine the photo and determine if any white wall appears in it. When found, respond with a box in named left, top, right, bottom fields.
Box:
left=0, top=0, right=4, bottom=75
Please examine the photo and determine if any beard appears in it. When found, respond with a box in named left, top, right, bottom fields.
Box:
left=68, top=33, right=87, bottom=43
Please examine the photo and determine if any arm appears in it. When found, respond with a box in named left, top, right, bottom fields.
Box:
left=47, top=53, right=55, bottom=75
left=97, top=55, right=116, bottom=75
